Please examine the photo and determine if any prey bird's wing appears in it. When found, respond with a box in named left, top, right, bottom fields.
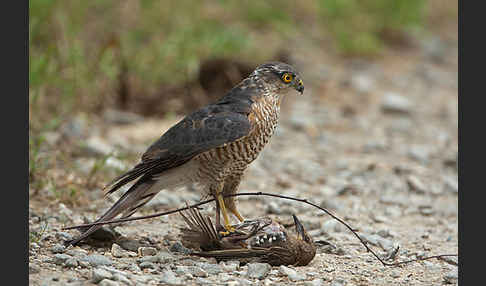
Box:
left=104, top=90, right=255, bottom=195
left=192, top=246, right=295, bottom=266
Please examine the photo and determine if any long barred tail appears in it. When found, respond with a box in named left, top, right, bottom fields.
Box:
left=65, top=176, right=159, bottom=246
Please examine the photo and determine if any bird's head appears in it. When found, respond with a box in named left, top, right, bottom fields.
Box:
left=251, top=62, right=304, bottom=95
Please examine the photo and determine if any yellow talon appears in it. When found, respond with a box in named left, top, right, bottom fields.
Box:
left=217, top=194, right=236, bottom=234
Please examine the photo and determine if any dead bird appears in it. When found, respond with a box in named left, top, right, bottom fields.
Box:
left=179, top=207, right=316, bottom=266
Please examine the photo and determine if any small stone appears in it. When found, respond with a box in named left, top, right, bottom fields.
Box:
left=169, top=241, right=192, bottom=254
left=408, top=145, right=431, bottom=163
left=29, top=263, right=41, bottom=274
left=58, top=203, right=73, bottom=216
left=443, top=176, right=458, bottom=194
left=112, top=273, right=132, bottom=285
left=55, top=231, right=73, bottom=241
left=199, top=262, right=223, bottom=275
left=247, top=263, right=271, bottom=279
left=92, top=268, right=114, bottom=283
left=50, top=244, right=66, bottom=254
left=330, top=278, right=346, bottom=286
left=381, top=92, right=413, bottom=115
left=157, top=251, right=176, bottom=264
left=443, top=270, right=458, bottom=284
left=175, top=266, right=208, bottom=277
left=138, top=246, right=157, bottom=256
left=321, top=219, right=345, bottom=234
left=111, top=243, right=134, bottom=258
left=351, top=73, right=374, bottom=94
left=159, top=270, right=182, bottom=285
left=266, top=201, right=284, bottom=214
left=98, top=279, right=120, bottom=286
left=418, top=205, right=435, bottom=216
left=305, top=279, right=325, bottom=286
left=279, top=265, right=306, bottom=281
left=53, top=254, right=72, bottom=265
left=117, top=238, right=145, bottom=252
left=221, top=260, right=239, bottom=272
left=218, top=273, right=232, bottom=282
left=194, top=277, right=213, bottom=285
left=390, top=270, right=401, bottom=278
left=65, top=258, right=79, bottom=268
left=407, top=175, right=427, bottom=193
left=82, top=254, right=113, bottom=267
left=139, top=262, right=156, bottom=270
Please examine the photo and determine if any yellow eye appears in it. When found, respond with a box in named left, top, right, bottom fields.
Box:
left=282, top=73, right=293, bottom=83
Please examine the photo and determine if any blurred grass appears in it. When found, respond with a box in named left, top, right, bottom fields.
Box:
left=29, top=0, right=457, bottom=127
left=29, top=0, right=457, bottom=205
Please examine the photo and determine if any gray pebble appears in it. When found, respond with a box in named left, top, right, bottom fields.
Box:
left=29, top=263, right=41, bottom=274
left=199, top=262, right=223, bottom=275
left=159, top=270, right=182, bottom=285
left=279, top=265, right=306, bottom=281
left=406, top=175, right=427, bottom=194
left=218, top=273, right=232, bottom=282
left=381, top=92, right=413, bottom=115
left=321, top=219, right=345, bottom=234
left=390, top=270, right=401, bottom=278
left=157, top=252, right=177, bottom=264
left=351, top=73, right=374, bottom=94
left=111, top=243, right=132, bottom=258
left=92, top=268, right=114, bottom=283
left=82, top=254, right=113, bottom=267
left=53, top=253, right=72, bottom=265
left=305, top=279, right=325, bottom=286
left=65, top=258, right=79, bottom=268
left=175, top=266, right=208, bottom=277
left=66, top=248, right=88, bottom=258
left=55, top=231, right=74, bottom=241
left=443, top=270, right=458, bottom=284
left=247, top=263, right=271, bottom=279
left=330, top=278, right=347, bottom=286
left=98, top=279, right=120, bottom=286
left=169, top=241, right=192, bottom=254
left=408, top=145, right=431, bottom=163
left=139, top=261, right=156, bottom=270
left=138, top=246, right=157, bottom=256
left=50, top=244, right=66, bottom=254
left=194, top=277, right=213, bottom=285
left=112, top=273, right=132, bottom=285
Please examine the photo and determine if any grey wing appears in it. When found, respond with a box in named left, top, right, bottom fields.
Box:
left=104, top=107, right=253, bottom=195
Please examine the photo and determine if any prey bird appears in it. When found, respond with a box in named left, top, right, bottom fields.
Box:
left=66, top=62, right=304, bottom=246
left=179, top=207, right=316, bottom=266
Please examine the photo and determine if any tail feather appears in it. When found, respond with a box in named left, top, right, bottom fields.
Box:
left=65, top=176, right=157, bottom=246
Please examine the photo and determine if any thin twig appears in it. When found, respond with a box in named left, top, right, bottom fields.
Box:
left=62, top=191, right=457, bottom=266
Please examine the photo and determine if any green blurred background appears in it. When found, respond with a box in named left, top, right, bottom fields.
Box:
left=29, top=0, right=457, bottom=202
left=29, top=0, right=457, bottom=128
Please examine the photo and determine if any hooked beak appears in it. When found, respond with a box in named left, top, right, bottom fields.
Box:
left=293, top=79, right=304, bottom=95
left=292, top=214, right=306, bottom=240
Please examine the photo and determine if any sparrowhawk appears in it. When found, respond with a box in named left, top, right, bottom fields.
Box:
left=67, top=61, right=304, bottom=246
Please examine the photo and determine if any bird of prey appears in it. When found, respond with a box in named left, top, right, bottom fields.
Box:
left=179, top=207, right=316, bottom=266
left=66, top=61, right=304, bottom=246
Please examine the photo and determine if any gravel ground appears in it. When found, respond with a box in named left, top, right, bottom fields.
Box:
left=29, top=34, right=458, bottom=285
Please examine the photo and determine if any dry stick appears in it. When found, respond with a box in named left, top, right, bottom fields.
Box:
left=62, top=191, right=457, bottom=266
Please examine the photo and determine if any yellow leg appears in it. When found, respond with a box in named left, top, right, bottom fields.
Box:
left=230, top=207, right=245, bottom=222
left=217, top=194, right=236, bottom=234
